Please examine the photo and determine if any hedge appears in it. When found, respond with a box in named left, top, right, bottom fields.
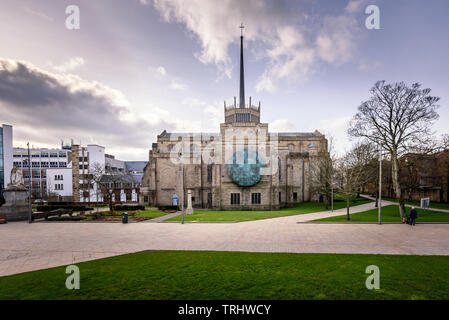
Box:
left=36, top=205, right=94, bottom=212
left=113, top=205, right=145, bottom=211
left=158, top=205, right=179, bottom=211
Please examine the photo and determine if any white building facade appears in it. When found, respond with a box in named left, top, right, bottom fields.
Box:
left=13, top=146, right=71, bottom=199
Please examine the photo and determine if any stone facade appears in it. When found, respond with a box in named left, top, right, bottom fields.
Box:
left=139, top=116, right=328, bottom=210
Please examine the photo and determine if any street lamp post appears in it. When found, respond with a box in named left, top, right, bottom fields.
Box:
left=378, top=143, right=382, bottom=225
left=27, top=142, right=32, bottom=223
left=331, top=175, right=334, bottom=212
left=180, top=144, right=185, bottom=224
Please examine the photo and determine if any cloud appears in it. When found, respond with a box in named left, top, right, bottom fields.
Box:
left=315, top=15, right=357, bottom=66
left=269, top=119, right=297, bottom=132
left=51, top=57, right=86, bottom=72
left=152, top=0, right=303, bottom=79
left=151, top=0, right=365, bottom=91
left=170, top=78, right=188, bottom=90
left=155, top=66, right=167, bottom=76
left=23, top=6, right=53, bottom=22
left=0, top=58, right=175, bottom=160
left=319, top=116, right=351, bottom=131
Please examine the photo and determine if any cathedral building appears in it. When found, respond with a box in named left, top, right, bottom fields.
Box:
left=140, top=29, right=328, bottom=210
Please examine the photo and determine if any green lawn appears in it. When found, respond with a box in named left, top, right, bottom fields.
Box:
left=0, top=250, right=448, bottom=300
left=381, top=197, right=449, bottom=210
left=314, top=205, right=449, bottom=222
left=168, top=199, right=372, bottom=222
left=133, top=210, right=168, bottom=219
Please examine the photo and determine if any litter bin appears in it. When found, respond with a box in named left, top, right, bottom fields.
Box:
left=122, top=212, right=128, bottom=224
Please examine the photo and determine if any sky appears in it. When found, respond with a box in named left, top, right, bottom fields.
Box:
left=0, top=0, right=448, bottom=160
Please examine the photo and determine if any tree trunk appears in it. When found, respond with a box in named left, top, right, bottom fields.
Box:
left=324, top=195, right=329, bottom=210
left=346, top=193, right=350, bottom=221
left=109, top=195, right=113, bottom=213
left=391, top=151, right=406, bottom=218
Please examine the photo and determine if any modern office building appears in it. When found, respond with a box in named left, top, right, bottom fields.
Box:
left=12, top=140, right=146, bottom=203
left=13, top=145, right=72, bottom=199
left=0, top=124, right=13, bottom=193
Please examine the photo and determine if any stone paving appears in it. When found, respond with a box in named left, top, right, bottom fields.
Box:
left=1, top=201, right=449, bottom=277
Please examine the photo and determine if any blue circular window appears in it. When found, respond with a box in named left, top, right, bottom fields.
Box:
left=227, top=148, right=265, bottom=187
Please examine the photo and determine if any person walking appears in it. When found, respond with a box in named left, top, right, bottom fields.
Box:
left=409, top=206, right=418, bottom=226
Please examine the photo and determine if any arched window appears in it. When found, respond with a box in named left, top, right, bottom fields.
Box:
left=288, top=144, right=295, bottom=152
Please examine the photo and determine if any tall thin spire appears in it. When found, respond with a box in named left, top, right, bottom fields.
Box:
left=239, top=23, right=245, bottom=108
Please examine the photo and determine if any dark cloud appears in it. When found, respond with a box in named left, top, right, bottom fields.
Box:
left=0, top=58, right=174, bottom=159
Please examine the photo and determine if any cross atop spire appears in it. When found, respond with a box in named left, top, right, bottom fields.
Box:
left=239, top=23, right=245, bottom=108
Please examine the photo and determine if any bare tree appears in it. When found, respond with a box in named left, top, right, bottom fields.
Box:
left=44, top=179, right=59, bottom=201
left=309, top=136, right=335, bottom=210
left=335, top=142, right=377, bottom=220
left=348, top=81, right=440, bottom=217
left=91, top=163, right=131, bottom=212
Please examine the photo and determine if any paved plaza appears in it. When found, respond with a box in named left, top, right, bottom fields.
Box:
left=1, top=201, right=449, bottom=276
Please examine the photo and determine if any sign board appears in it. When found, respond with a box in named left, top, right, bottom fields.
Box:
left=420, top=197, right=430, bottom=209
left=171, top=194, right=179, bottom=206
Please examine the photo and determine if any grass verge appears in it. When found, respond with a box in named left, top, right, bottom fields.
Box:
left=0, top=250, right=448, bottom=300
left=314, top=205, right=449, bottom=222
left=168, top=199, right=372, bottom=222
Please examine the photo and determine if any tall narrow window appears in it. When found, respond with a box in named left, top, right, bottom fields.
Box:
left=251, top=193, right=261, bottom=204
left=207, top=164, right=213, bottom=182
left=231, top=193, right=240, bottom=205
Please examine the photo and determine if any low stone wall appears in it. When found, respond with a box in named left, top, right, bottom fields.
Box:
left=0, top=189, right=29, bottom=221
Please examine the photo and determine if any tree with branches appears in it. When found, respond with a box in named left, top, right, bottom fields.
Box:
left=348, top=81, right=440, bottom=217
left=91, top=163, right=131, bottom=212
left=335, top=142, right=377, bottom=220
left=309, top=136, right=335, bottom=210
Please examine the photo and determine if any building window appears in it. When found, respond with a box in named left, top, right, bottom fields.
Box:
left=293, top=192, right=298, bottom=202
left=231, top=193, right=240, bottom=205
left=59, top=162, right=67, bottom=168
left=207, top=164, right=213, bottom=182
left=41, top=152, right=48, bottom=157
left=279, top=192, right=282, bottom=203
left=50, top=153, right=58, bottom=157
left=251, top=193, right=261, bottom=204
left=207, top=193, right=212, bottom=205
left=50, top=162, right=58, bottom=168
left=278, top=158, right=281, bottom=181
left=144, top=196, right=149, bottom=203
left=235, top=113, right=251, bottom=122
